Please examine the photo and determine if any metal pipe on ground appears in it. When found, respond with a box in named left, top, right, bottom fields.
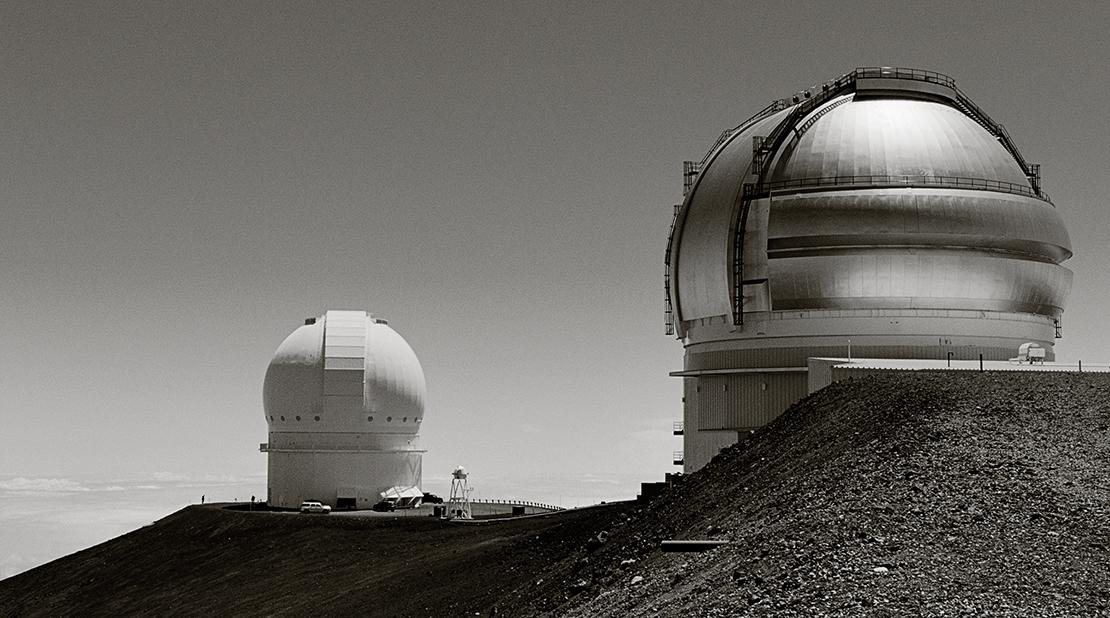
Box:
left=660, top=540, right=730, bottom=553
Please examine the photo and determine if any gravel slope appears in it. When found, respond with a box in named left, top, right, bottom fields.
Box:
left=0, top=501, right=635, bottom=617
left=503, top=372, right=1110, bottom=617
left=3, top=372, right=1107, bottom=617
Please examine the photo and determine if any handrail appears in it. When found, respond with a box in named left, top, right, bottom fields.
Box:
left=853, top=66, right=956, bottom=87
left=468, top=498, right=563, bottom=511
left=763, top=174, right=1052, bottom=204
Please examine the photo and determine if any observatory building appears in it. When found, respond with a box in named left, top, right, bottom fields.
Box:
left=261, top=310, right=427, bottom=509
left=665, top=67, right=1072, bottom=472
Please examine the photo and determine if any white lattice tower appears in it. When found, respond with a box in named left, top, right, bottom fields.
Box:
left=447, top=466, right=472, bottom=520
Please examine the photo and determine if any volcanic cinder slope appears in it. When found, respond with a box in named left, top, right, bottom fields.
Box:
left=506, top=372, right=1110, bottom=617
left=2, top=372, right=1108, bottom=617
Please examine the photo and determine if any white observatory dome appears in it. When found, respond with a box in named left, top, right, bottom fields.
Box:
left=263, top=310, right=426, bottom=433
left=261, top=309, right=428, bottom=510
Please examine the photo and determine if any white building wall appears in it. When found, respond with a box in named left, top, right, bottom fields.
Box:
left=267, top=449, right=422, bottom=509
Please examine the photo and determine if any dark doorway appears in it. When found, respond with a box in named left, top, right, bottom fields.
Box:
left=336, top=497, right=356, bottom=510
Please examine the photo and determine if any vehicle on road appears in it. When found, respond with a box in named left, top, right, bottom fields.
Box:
left=299, top=501, right=332, bottom=514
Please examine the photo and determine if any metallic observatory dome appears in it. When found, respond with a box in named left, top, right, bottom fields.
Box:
left=668, top=67, right=1071, bottom=331
left=263, top=309, right=426, bottom=434
left=664, top=67, right=1074, bottom=473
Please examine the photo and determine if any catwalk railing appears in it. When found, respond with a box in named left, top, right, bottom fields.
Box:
left=763, top=174, right=1052, bottom=203
left=468, top=498, right=564, bottom=511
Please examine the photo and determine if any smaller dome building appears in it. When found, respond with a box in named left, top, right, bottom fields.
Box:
left=261, top=310, right=427, bottom=509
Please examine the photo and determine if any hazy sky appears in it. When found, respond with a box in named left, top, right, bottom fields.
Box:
left=4, top=1, right=1109, bottom=504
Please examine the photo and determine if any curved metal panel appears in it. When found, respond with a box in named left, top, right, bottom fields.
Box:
left=769, top=97, right=1031, bottom=186
left=674, top=107, right=794, bottom=321
left=769, top=252, right=1072, bottom=316
left=767, top=189, right=1071, bottom=263
left=365, top=321, right=427, bottom=428
left=262, top=311, right=427, bottom=435
left=263, top=320, right=325, bottom=422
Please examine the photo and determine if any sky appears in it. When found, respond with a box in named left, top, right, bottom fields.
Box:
left=3, top=1, right=1109, bottom=577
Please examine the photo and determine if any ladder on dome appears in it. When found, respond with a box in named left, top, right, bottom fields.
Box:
left=664, top=203, right=680, bottom=336
left=732, top=73, right=858, bottom=326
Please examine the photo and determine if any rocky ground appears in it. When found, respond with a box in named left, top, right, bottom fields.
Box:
left=0, top=500, right=636, bottom=617
left=502, top=372, right=1110, bottom=617
left=2, top=371, right=1108, bottom=617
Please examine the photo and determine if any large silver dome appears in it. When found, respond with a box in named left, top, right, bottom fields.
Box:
left=665, top=67, right=1074, bottom=472
left=669, top=69, right=1071, bottom=329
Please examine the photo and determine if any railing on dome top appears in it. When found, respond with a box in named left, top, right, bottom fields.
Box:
left=468, top=498, right=564, bottom=511
left=762, top=174, right=1052, bottom=202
